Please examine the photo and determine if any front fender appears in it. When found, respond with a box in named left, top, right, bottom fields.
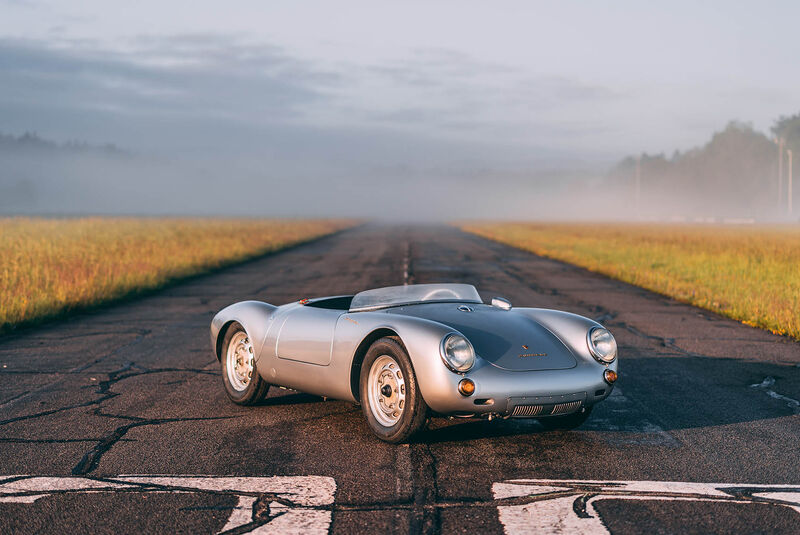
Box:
left=335, top=312, right=465, bottom=410
left=375, top=315, right=487, bottom=413
left=210, top=301, right=277, bottom=361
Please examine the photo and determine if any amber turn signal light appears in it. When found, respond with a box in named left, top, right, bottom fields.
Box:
left=603, top=369, right=618, bottom=384
left=458, top=378, right=476, bottom=396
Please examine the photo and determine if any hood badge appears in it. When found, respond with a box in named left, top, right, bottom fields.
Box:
left=520, top=345, right=546, bottom=358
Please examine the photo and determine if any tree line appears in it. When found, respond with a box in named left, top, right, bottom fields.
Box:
left=606, top=114, right=800, bottom=219
left=0, top=132, right=127, bottom=157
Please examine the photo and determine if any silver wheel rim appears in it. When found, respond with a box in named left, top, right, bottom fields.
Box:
left=367, top=354, right=406, bottom=427
left=226, top=331, right=254, bottom=392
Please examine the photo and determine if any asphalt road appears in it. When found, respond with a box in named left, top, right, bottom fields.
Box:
left=1, top=224, right=799, bottom=534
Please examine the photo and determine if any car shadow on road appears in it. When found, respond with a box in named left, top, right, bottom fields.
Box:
left=238, top=355, right=798, bottom=442
left=255, top=391, right=325, bottom=407
left=418, top=355, right=799, bottom=443
left=607, top=355, right=800, bottom=430
left=420, top=418, right=549, bottom=443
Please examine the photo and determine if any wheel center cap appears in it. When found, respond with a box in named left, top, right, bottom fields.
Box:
left=380, top=384, right=393, bottom=397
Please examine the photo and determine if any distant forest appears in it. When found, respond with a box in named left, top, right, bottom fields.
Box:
left=2, top=116, right=800, bottom=219
left=0, top=132, right=128, bottom=157
left=0, top=132, right=182, bottom=215
left=607, top=114, right=800, bottom=219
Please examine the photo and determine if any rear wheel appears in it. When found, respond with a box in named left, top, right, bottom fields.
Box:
left=360, top=337, right=428, bottom=443
left=538, top=405, right=593, bottom=430
left=221, top=322, right=270, bottom=405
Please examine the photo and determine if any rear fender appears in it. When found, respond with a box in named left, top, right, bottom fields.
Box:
left=211, top=301, right=277, bottom=361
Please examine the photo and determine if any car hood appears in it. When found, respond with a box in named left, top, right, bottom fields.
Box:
left=389, top=303, right=577, bottom=371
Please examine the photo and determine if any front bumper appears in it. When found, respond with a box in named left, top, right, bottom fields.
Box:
left=420, top=358, right=618, bottom=418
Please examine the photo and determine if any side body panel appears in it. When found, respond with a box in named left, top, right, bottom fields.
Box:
left=275, top=306, right=339, bottom=366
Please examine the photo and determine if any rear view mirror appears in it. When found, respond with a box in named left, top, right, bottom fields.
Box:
left=491, top=297, right=512, bottom=310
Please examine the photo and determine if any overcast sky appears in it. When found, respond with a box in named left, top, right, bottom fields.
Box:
left=1, top=1, right=799, bottom=218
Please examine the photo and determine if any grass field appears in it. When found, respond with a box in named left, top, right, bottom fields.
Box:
left=461, top=222, right=800, bottom=340
left=0, top=217, right=353, bottom=332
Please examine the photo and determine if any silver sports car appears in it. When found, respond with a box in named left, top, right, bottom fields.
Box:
left=211, top=283, right=618, bottom=442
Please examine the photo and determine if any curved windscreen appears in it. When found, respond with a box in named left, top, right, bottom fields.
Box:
left=350, top=283, right=482, bottom=312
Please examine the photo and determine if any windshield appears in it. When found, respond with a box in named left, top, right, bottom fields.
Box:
left=350, top=283, right=482, bottom=312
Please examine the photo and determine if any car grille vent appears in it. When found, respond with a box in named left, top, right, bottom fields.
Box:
left=511, top=400, right=583, bottom=418
left=551, top=400, right=582, bottom=415
left=511, top=404, right=544, bottom=417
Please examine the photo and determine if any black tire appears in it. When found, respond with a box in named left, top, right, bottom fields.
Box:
left=359, top=337, right=428, bottom=443
left=538, top=405, right=593, bottom=430
left=220, top=322, right=270, bottom=405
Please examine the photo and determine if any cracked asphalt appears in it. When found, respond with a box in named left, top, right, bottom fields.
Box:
left=1, top=224, right=799, bottom=534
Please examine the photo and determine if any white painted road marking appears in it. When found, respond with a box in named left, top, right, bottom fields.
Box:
left=4, top=474, right=800, bottom=533
left=0, top=475, right=336, bottom=534
left=493, top=479, right=800, bottom=534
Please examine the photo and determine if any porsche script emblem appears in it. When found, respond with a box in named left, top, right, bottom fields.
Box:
left=519, top=345, right=546, bottom=358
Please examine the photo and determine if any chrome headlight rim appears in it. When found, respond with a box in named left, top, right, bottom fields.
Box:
left=439, top=332, right=476, bottom=373
left=587, top=326, right=617, bottom=364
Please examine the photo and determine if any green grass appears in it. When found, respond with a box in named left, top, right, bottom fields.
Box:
left=460, top=222, right=800, bottom=340
left=0, top=217, right=354, bottom=332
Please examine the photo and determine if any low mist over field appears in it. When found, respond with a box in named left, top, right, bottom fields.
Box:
left=1, top=1, right=799, bottom=221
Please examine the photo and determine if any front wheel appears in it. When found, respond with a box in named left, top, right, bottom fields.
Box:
left=359, top=337, right=428, bottom=443
left=221, top=322, right=270, bottom=405
left=538, top=405, right=593, bottom=430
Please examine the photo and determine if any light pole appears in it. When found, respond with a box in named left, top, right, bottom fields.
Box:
left=776, top=137, right=785, bottom=210
left=788, top=148, right=793, bottom=216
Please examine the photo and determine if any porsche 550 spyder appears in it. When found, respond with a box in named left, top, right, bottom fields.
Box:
left=210, top=283, right=618, bottom=442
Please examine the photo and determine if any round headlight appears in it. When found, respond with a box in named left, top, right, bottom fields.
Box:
left=587, top=327, right=617, bottom=363
left=440, top=333, right=475, bottom=373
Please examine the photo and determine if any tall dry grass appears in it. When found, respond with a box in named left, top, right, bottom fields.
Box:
left=0, top=217, right=353, bottom=331
left=461, top=222, right=800, bottom=340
